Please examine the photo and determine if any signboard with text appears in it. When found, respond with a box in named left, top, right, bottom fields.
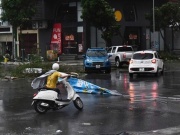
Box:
left=50, top=23, right=62, bottom=54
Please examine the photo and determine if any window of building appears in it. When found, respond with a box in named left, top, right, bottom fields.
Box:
left=123, top=5, right=137, bottom=22
left=0, top=27, right=10, bottom=32
left=58, top=2, right=77, bottom=23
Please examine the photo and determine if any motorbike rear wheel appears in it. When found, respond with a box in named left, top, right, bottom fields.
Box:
left=34, top=101, right=48, bottom=114
left=73, top=97, right=83, bottom=110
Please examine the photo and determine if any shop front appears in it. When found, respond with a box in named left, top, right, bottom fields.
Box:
left=0, top=34, right=13, bottom=60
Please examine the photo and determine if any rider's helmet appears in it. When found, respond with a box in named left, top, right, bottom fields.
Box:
left=52, top=63, right=59, bottom=70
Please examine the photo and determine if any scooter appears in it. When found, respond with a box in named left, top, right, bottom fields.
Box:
left=31, top=73, right=83, bottom=114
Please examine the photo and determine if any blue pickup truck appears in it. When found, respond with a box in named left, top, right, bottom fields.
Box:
left=82, top=48, right=111, bottom=73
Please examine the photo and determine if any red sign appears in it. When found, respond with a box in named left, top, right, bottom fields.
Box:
left=50, top=23, right=62, bottom=54
left=129, top=34, right=137, bottom=40
left=65, top=34, right=74, bottom=41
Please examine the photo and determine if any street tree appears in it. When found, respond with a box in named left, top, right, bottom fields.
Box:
left=1, top=0, right=36, bottom=58
left=81, top=0, right=120, bottom=47
left=145, top=2, right=180, bottom=52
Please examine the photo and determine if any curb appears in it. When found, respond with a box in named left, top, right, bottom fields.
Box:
left=0, top=60, right=84, bottom=66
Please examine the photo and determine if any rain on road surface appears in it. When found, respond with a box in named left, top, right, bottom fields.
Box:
left=0, top=66, right=180, bottom=134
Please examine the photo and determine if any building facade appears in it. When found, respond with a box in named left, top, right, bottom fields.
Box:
left=0, top=0, right=13, bottom=58
left=0, top=0, right=179, bottom=60
left=35, top=0, right=167, bottom=59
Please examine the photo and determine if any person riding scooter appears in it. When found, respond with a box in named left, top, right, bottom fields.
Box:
left=44, top=63, right=70, bottom=99
left=31, top=71, right=83, bottom=114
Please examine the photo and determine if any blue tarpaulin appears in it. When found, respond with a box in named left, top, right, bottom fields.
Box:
left=58, top=77, right=121, bottom=96
left=31, top=71, right=121, bottom=96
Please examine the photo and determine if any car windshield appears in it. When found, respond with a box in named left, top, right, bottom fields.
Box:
left=117, top=47, right=133, bottom=52
left=133, top=53, right=153, bottom=59
left=87, top=50, right=107, bottom=57
left=107, top=48, right=112, bottom=53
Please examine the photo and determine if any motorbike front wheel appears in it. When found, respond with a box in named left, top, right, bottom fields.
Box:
left=73, top=97, right=83, bottom=110
left=34, top=101, right=48, bottom=114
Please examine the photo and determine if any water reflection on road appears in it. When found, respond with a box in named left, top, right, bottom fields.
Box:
left=0, top=69, right=180, bottom=134
left=82, top=70, right=161, bottom=101
left=128, top=76, right=161, bottom=104
left=82, top=70, right=180, bottom=112
left=1, top=79, right=34, bottom=112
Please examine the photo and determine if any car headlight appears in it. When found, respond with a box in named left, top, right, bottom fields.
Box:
left=105, top=59, right=109, bottom=62
left=129, top=60, right=133, bottom=64
left=86, top=59, right=92, bottom=62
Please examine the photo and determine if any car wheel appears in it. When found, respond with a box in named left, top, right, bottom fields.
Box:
left=115, top=59, right=121, bottom=68
left=129, top=73, right=133, bottom=78
left=84, top=67, right=89, bottom=73
left=155, top=68, right=159, bottom=77
left=105, top=68, right=111, bottom=74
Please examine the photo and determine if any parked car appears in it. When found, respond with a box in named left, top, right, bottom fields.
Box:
left=128, top=50, right=164, bottom=78
left=107, top=45, right=134, bottom=68
left=82, top=48, right=111, bottom=73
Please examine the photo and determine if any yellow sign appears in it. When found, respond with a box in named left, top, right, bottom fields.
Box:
left=115, top=10, right=122, bottom=22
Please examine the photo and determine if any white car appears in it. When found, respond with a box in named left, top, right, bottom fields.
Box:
left=128, top=50, right=164, bottom=78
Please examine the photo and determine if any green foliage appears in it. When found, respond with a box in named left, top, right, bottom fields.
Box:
left=8, top=62, right=84, bottom=78
left=29, top=54, right=44, bottom=63
left=0, top=55, right=4, bottom=62
left=159, top=51, right=180, bottom=61
left=9, top=62, right=50, bottom=78
left=145, top=2, right=180, bottom=52
left=0, top=66, right=3, bottom=78
left=145, top=2, right=180, bottom=31
left=81, top=0, right=115, bottom=30
left=1, top=0, right=36, bottom=27
left=159, top=2, right=180, bottom=31
left=101, top=25, right=121, bottom=47
left=81, top=0, right=120, bottom=46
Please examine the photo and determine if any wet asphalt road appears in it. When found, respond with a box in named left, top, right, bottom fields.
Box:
left=0, top=62, right=180, bottom=135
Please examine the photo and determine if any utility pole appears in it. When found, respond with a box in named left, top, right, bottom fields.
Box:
left=153, top=0, right=156, bottom=50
